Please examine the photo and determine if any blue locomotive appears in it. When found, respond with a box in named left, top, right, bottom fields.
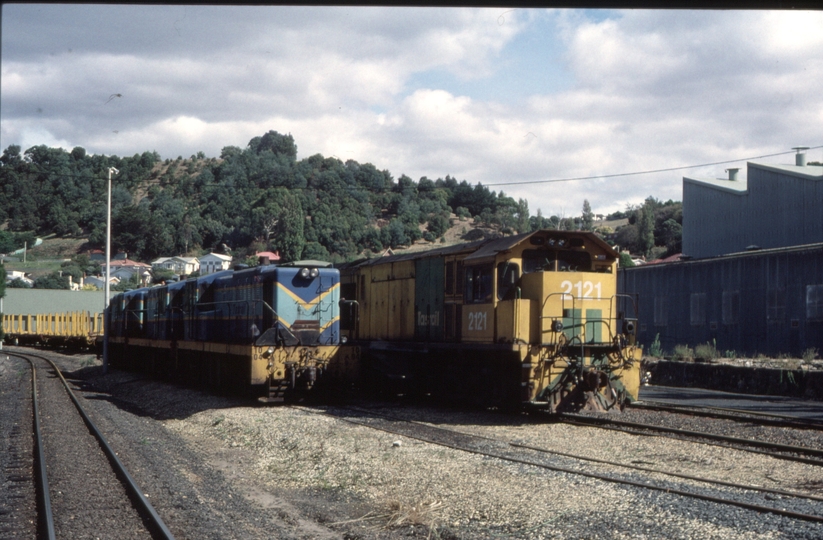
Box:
left=106, top=260, right=343, bottom=401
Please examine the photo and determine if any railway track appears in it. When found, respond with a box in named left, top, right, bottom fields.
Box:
left=3, top=351, right=175, bottom=540
left=296, top=403, right=823, bottom=526
left=559, top=410, right=823, bottom=466
left=631, top=399, right=823, bottom=430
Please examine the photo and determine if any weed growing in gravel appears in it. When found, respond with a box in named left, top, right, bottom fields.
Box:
left=79, top=355, right=96, bottom=367
left=672, top=344, right=694, bottom=361
left=332, top=500, right=446, bottom=538
left=694, top=340, right=720, bottom=361
left=648, top=334, right=663, bottom=358
left=803, top=348, right=819, bottom=362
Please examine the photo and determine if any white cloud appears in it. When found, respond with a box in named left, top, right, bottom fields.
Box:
left=3, top=6, right=823, bottom=219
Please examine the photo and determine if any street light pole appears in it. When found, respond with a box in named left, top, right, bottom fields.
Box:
left=103, top=166, right=119, bottom=374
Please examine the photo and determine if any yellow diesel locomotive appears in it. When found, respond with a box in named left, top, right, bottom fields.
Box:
left=339, top=230, right=641, bottom=411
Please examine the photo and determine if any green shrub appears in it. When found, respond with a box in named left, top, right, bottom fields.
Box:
left=802, top=348, right=819, bottom=362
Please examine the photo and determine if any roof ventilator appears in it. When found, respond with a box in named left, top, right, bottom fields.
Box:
left=725, top=168, right=739, bottom=181
left=793, top=146, right=809, bottom=166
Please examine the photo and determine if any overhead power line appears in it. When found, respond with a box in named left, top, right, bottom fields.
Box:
left=483, top=145, right=823, bottom=187
left=4, top=145, right=821, bottom=193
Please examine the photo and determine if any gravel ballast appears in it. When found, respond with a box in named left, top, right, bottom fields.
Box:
left=16, top=348, right=823, bottom=539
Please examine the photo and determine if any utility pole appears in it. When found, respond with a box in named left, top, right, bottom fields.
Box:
left=103, top=167, right=119, bottom=374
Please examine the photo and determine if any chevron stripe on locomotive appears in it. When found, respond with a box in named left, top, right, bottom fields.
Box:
left=338, top=229, right=641, bottom=411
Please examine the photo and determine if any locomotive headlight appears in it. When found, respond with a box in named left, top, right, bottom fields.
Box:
left=310, top=268, right=319, bottom=278
left=557, top=238, right=567, bottom=247
left=551, top=320, right=564, bottom=333
left=300, top=267, right=311, bottom=279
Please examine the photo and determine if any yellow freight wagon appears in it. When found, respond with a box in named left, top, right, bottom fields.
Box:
left=3, top=311, right=103, bottom=348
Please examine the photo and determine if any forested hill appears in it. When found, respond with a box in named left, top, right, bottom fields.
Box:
left=0, top=130, right=681, bottom=263
left=0, top=130, right=533, bottom=263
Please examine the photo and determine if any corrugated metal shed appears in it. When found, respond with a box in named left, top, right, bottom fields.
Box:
left=683, top=160, right=823, bottom=259
left=619, top=243, right=823, bottom=357
left=1, top=289, right=113, bottom=315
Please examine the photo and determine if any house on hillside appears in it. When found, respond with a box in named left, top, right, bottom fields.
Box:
left=151, top=256, right=200, bottom=276
left=108, top=259, right=152, bottom=285
left=85, top=275, right=120, bottom=290
left=199, top=253, right=233, bottom=275
left=255, top=251, right=281, bottom=265
left=5, top=270, right=34, bottom=287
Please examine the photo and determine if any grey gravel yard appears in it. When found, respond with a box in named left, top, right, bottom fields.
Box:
left=29, top=349, right=823, bottom=540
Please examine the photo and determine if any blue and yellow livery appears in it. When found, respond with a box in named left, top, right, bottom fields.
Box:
left=106, top=260, right=343, bottom=401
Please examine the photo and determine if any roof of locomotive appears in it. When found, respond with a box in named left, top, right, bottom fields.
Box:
left=343, top=230, right=617, bottom=269
left=463, top=229, right=618, bottom=263
left=345, top=237, right=491, bottom=268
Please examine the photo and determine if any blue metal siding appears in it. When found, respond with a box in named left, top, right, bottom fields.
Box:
left=683, top=164, right=823, bottom=259
left=620, top=245, right=823, bottom=357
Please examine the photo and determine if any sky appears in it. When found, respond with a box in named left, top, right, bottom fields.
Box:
left=2, top=5, right=822, bottom=218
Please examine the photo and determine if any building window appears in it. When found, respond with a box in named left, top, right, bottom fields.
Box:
left=806, top=285, right=823, bottom=320
left=654, top=296, right=668, bottom=327
left=767, top=288, right=786, bottom=321
left=722, top=290, right=739, bottom=325
left=690, top=293, right=706, bottom=326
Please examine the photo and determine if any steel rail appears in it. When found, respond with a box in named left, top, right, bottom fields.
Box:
left=559, top=412, right=823, bottom=460
left=23, top=357, right=56, bottom=540
left=327, top=404, right=823, bottom=504
left=631, top=400, right=823, bottom=429
left=17, top=351, right=176, bottom=540
left=295, top=405, right=823, bottom=525
left=560, top=416, right=823, bottom=467
left=509, top=441, right=823, bottom=504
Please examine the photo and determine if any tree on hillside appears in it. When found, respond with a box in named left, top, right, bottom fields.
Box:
left=638, top=203, right=655, bottom=257
left=251, top=187, right=305, bottom=261
left=581, top=200, right=595, bottom=231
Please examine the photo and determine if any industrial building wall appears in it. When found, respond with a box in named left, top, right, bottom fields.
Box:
left=619, top=244, right=823, bottom=357
left=682, top=162, right=823, bottom=259
left=682, top=180, right=749, bottom=259
left=749, top=165, right=823, bottom=253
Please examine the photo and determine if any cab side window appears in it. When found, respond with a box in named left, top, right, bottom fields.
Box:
left=497, top=261, right=520, bottom=300
left=465, top=265, right=493, bottom=304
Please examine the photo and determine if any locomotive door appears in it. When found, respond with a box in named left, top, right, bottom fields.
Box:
left=415, top=257, right=444, bottom=342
